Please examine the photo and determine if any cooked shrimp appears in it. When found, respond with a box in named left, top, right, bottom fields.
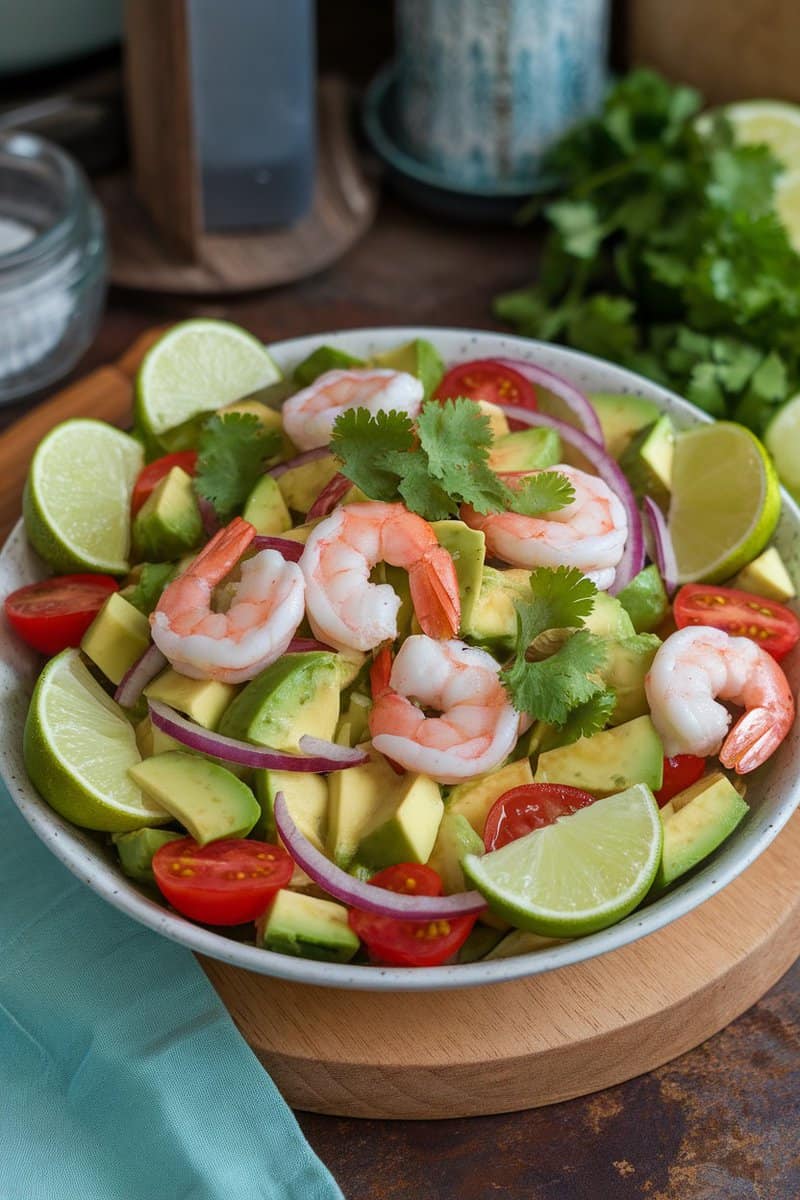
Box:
left=368, top=637, right=520, bottom=784
left=461, top=464, right=627, bottom=590
left=299, top=501, right=460, bottom=653
left=645, top=625, right=795, bottom=774
left=281, top=367, right=424, bottom=451
left=151, top=517, right=305, bottom=684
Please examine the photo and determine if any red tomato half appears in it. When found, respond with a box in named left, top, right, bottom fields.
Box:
left=131, top=450, right=198, bottom=516
left=5, top=574, right=119, bottom=655
left=673, top=583, right=800, bottom=661
left=434, top=359, right=537, bottom=411
left=152, top=837, right=293, bottom=925
left=348, top=863, right=477, bottom=967
left=483, top=783, right=596, bottom=851
left=653, top=755, right=706, bottom=807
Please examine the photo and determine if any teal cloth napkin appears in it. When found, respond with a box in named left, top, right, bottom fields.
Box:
left=0, top=785, right=343, bottom=1200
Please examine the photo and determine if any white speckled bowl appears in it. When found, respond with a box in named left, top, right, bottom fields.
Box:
left=1, top=328, right=799, bottom=992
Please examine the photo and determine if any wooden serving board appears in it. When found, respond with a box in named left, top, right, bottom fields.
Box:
left=4, top=331, right=800, bottom=1119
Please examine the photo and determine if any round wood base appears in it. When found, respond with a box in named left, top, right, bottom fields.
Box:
left=201, top=812, right=800, bottom=1119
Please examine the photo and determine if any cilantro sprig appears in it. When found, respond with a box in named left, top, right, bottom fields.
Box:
left=194, top=412, right=281, bottom=521
left=330, top=398, right=574, bottom=521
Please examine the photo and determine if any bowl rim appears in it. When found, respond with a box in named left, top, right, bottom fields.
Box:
left=2, top=324, right=799, bottom=992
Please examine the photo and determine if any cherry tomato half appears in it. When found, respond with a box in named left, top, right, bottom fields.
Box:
left=5, top=574, right=119, bottom=655
left=483, top=783, right=596, bottom=851
left=152, top=837, right=293, bottom=926
left=131, top=450, right=198, bottom=516
left=347, top=863, right=477, bottom=967
left=673, top=583, right=800, bottom=662
left=434, top=359, right=538, bottom=412
left=653, top=755, right=706, bottom=807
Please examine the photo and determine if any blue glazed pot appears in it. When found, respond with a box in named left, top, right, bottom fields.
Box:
left=394, top=0, right=610, bottom=189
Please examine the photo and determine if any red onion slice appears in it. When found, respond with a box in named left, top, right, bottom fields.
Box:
left=194, top=491, right=221, bottom=538
left=496, top=357, right=604, bottom=446
left=307, top=472, right=351, bottom=519
left=274, top=792, right=488, bottom=919
left=642, top=496, right=678, bottom=595
left=114, top=644, right=167, bottom=708
left=495, top=405, right=645, bottom=593
left=267, top=447, right=329, bottom=479
left=148, top=700, right=368, bottom=772
left=286, top=636, right=335, bottom=653
left=251, top=535, right=304, bottom=561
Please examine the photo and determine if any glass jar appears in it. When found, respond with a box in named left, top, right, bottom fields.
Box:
left=0, top=132, right=106, bottom=404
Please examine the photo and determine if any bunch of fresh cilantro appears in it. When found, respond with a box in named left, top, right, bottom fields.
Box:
left=495, top=69, right=800, bottom=433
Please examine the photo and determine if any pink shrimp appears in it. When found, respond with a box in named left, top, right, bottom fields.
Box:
left=281, top=367, right=424, bottom=451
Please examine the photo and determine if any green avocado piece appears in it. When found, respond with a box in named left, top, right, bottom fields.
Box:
left=733, top=546, right=796, bottom=602
left=293, top=346, right=365, bottom=387
left=113, top=827, right=182, bottom=884
left=589, top=392, right=660, bottom=460
left=357, top=773, right=444, bottom=869
left=461, top=565, right=532, bottom=652
left=128, top=751, right=260, bottom=845
left=585, top=590, right=636, bottom=639
left=218, top=651, right=340, bottom=752
left=446, top=758, right=534, bottom=837
left=534, top=715, right=663, bottom=795
left=488, top=427, right=561, bottom=472
left=253, top=769, right=328, bottom=847
left=144, top=668, right=238, bottom=730
left=343, top=693, right=372, bottom=746
left=619, top=415, right=674, bottom=509
left=242, top=475, right=291, bottom=535
left=654, top=772, right=748, bottom=890
left=81, top=592, right=151, bottom=686
left=485, top=929, right=562, bottom=959
left=276, top=453, right=340, bottom=515
left=427, top=811, right=485, bottom=893
left=120, top=561, right=177, bottom=616
left=598, top=632, right=662, bottom=726
left=431, top=520, right=486, bottom=634
left=327, top=749, right=399, bottom=868
left=617, top=565, right=669, bottom=633
left=370, top=338, right=444, bottom=399
left=259, top=889, right=360, bottom=962
left=133, top=466, right=203, bottom=563
left=456, top=925, right=506, bottom=962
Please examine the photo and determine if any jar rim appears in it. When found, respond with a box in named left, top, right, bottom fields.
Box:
left=0, top=132, right=87, bottom=270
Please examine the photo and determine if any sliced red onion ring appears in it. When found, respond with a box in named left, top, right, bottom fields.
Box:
left=194, top=492, right=221, bottom=538
left=251, top=535, right=304, bottom=561
left=148, top=700, right=368, bottom=772
left=274, top=792, right=488, bottom=919
left=267, top=446, right=329, bottom=479
left=495, top=405, right=645, bottom=594
left=286, top=636, right=335, bottom=653
left=496, top=357, right=604, bottom=446
left=307, top=472, right=351, bottom=519
left=114, top=643, right=167, bottom=708
left=642, top=496, right=678, bottom=595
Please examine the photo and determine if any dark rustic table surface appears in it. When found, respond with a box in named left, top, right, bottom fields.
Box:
left=5, top=195, right=799, bottom=1200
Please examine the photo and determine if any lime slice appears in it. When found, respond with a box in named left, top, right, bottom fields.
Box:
left=775, top=169, right=800, bottom=254
left=24, top=648, right=169, bottom=833
left=134, top=319, right=281, bottom=442
left=722, top=100, right=800, bottom=172
left=462, top=785, right=662, bottom=937
left=765, top=391, right=800, bottom=502
left=668, top=422, right=781, bottom=584
left=23, top=418, right=143, bottom=574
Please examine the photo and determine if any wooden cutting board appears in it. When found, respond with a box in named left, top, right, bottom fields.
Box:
left=4, top=330, right=800, bottom=1119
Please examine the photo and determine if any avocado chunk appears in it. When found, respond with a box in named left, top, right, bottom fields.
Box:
left=370, top=338, right=444, bottom=399
left=589, top=392, right=660, bottom=459
left=218, top=651, right=340, bottom=752
left=446, top=757, right=534, bottom=836
left=477, top=400, right=510, bottom=440
left=599, top=633, right=662, bottom=726
left=617, top=565, right=669, bottom=633
left=461, top=566, right=532, bottom=651
left=113, top=827, right=183, bottom=884
left=120, top=561, right=177, bottom=616
left=327, top=748, right=398, bottom=868
left=81, top=592, right=151, bottom=686
left=619, top=415, right=674, bottom=509
left=279, top=519, right=321, bottom=545
left=133, top=466, right=203, bottom=563
left=293, top=346, right=365, bottom=387
left=254, top=769, right=328, bottom=847
left=584, top=590, right=636, bottom=639
left=357, top=773, right=444, bottom=869
left=488, top=427, right=561, bottom=472
left=456, top=925, right=506, bottom=962
left=276, top=453, right=340, bottom=515
left=431, top=520, right=486, bottom=633
left=336, top=692, right=372, bottom=748
left=654, top=772, right=748, bottom=890
left=732, top=546, right=796, bottom=602
left=534, top=715, right=663, bottom=795
left=427, top=811, right=485, bottom=893
left=242, top=475, right=291, bottom=535
left=128, top=751, right=260, bottom=845
left=144, top=668, right=238, bottom=730
left=259, top=889, right=360, bottom=962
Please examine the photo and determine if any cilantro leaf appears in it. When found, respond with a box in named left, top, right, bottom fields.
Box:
left=519, top=566, right=598, bottom=637
left=121, top=562, right=177, bottom=615
left=544, top=688, right=618, bottom=746
left=502, top=630, right=608, bottom=725
left=330, top=408, right=415, bottom=502
left=195, top=413, right=281, bottom=521
left=510, top=471, right=575, bottom=516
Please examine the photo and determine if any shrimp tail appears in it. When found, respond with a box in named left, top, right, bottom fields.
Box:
left=720, top=706, right=788, bottom=774
left=370, top=645, right=394, bottom=699
left=409, top=546, right=461, bottom=640
left=186, top=516, right=256, bottom=585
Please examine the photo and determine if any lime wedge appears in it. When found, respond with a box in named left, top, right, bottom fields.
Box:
left=722, top=100, right=800, bottom=172
left=23, top=418, right=143, bottom=574
left=462, top=784, right=662, bottom=937
left=668, top=422, right=781, bottom=584
left=134, top=319, right=281, bottom=442
left=24, top=648, right=169, bottom=833
left=775, top=169, right=800, bottom=254
left=765, top=392, right=800, bottom=502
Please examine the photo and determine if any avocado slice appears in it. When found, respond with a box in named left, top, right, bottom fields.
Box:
left=357, top=773, right=444, bottom=868
left=598, top=632, right=662, bottom=726
left=259, top=889, right=360, bottom=962
left=128, top=751, right=260, bottom=845
left=280, top=519, right=321, bottom=546
left=427, top=811, right=485, bottom=893
left=120, top=561, right=178, bottom=616
left=732, top=546, right=796, bottom=602
left=585, top=590, right=636, bottom=639
left=461, top=566, right=532, bottom=651
left=488, top=427, right=561, bottom=473
left=534, top=715, right=663, bottom=795
left=477, top=400, right=511, bottom=440
left=589, top=392, right=660, bottom=460
left=654, top=772, right=748, bottom=890
left=456, top=925, right=506, bottom=963
left=370, top=338, right=444, bottom=399
left=218, top=651, right=340, bottom=752
left=254, top=769, right=328, bottom=847
left=617, top=565, right=669, bottom=633
left=446, top=757, right=534, bottom=837
left=337, top=692, right=372, bottom=748
left=619, top=414, right=674, bottom=509
left=276, top=453, right=340, bottom=515
left=132, top=466, right=204, bottom=563
left=113, top=827, right=183, bottom=884
left=327, top=749, right=400, bottom=868
left=144, top=668, right=238, bottom=730
left=431, top=520, right=486, bottom=634
left=81, top=592, right=152, bottom=686
left=293, top=346, right=365, bottom=387
left=242, top=475, right=291, bottom=535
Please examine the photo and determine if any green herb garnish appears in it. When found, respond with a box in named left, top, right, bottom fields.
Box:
left=194, top=412, right=281, bottom=521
